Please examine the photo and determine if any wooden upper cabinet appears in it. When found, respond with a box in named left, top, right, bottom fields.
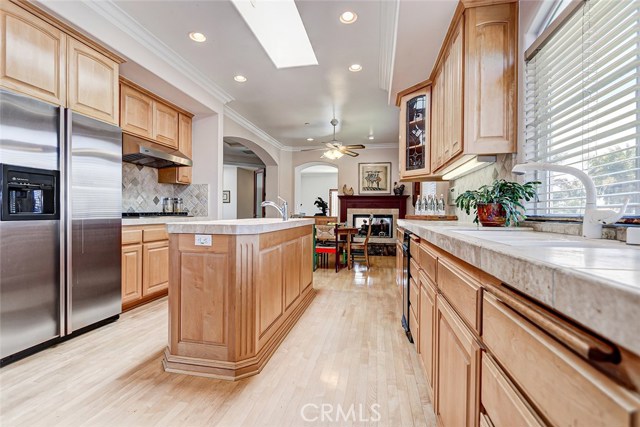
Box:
left=121, top=83, right=154, bottom=138
left=430, top=70, right=444, bottom=172
left=464, top=2, right=516, bottom=154
left=446, top=18, right=464, bottom=162
left=153, top=101, right=179, bottom=149
left=178, top=113, right=193, bottom=158
left=399, top=84, right=431, bottom=180
left=0, top=0, right=66, bottom=106
left=67, top=37, right=118, bottom=125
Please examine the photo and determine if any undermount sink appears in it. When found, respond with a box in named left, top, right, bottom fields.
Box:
left=450, top=229, right=621, bottom=248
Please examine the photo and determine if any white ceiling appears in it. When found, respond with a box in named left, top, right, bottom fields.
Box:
left=109, top=0, right=457, bottom=149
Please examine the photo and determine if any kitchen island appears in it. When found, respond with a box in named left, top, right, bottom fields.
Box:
left=162, top=218, right=315, bottom=380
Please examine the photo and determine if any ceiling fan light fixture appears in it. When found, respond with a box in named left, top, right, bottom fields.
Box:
left=321, top=149, right=344, bottom=160
left=189, top=32, right=207, bottom=42
left=349, top=64, right=362, bottom=72
left=340, top=11, right=358, bottom=24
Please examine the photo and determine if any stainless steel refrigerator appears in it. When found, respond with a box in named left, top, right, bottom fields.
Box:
left=0, top=89, right=122, bottom=363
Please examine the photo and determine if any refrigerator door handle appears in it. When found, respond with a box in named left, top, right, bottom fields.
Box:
left=58, top=106, right=66, bottom=338
left=64, top=108, right=73, bottom=335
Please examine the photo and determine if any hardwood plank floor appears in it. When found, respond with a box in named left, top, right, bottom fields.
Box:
left=0, top=256, right=435, bottom=427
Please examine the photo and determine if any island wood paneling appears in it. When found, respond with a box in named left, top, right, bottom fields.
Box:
left=165, top=225, right=315, bottom=380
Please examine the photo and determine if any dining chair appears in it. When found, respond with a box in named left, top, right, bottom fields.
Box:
left=351, top=215, right=373, bottom=269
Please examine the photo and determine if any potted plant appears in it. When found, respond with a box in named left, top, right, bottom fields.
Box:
left=455, top=179, right=540, bottom=227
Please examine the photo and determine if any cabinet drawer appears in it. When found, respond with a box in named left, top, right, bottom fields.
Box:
left=409, top=276, right=419, bottom=318
left=122, top=228, right=142, bottom=245
left=481, top=353, right=544, bottom=427
left=419, top=242, right=437, bottom=283
left=409, top=237, right=420, bottom=258
left=438, top=258, right=481, bottom=333
left=409, top=258, right=420, bottom=282
left=143, top=225, right=168, bottom=242
left=483, top=292, right=640, bottom=427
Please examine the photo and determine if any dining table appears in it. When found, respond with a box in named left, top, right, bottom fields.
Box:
left=333, top=225, right=360, bottom=272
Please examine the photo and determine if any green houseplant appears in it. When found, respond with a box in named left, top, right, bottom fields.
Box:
left=455, top=179, right=540, bottom=227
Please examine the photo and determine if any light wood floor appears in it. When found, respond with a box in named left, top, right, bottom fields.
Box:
left=0, top=257, right=435, bottom=427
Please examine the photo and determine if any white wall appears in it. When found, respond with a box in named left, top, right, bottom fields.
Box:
left=193, top=114, right=223, bottom=219
left=299, top=173, right=338, bottom=216
left=222, top=165, right=238, bottom=219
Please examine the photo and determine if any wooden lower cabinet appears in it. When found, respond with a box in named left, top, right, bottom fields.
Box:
left=142, top=240, right=169, bottom=296
left=122, top=225, right=170, bottom=310
left=121, top=244, right=142, bottom=305
left=419, top=272, right=436, bottom=398
left=435, top=296, right=480, bottom=427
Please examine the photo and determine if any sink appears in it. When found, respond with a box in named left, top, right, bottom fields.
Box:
left=450, top=229, right=622, bottom=248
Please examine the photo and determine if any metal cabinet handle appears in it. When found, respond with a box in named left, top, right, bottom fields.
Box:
left=488, top=285, right=620, bottom=363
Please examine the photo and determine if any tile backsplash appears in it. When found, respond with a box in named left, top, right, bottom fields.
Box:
left=122, top=163, right=208, bottom=216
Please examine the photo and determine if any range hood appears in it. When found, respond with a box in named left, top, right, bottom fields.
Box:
left=122, top=134, right=192, bottom=169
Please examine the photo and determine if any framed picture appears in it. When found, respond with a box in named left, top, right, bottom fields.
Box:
left=222, top=190, right=231, bottom=203
left=358, top=162, right=392, bottom=194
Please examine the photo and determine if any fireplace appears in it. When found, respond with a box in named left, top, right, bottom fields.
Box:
left=353, top=214, right=394, bottom=239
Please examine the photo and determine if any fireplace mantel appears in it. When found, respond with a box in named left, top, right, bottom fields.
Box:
left=338, top=195, right=409, bottom=222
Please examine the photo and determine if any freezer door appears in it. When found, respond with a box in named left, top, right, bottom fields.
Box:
left=0, top=220, right=60, bottom=359
left=66, top=112, right=122, bottom=333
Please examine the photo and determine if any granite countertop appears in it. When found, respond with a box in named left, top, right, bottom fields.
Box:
left=166, top=218, right=315, bottom=235
left=397, top=219, right=640, bottom=355
left=122, top=216, right=212, bottom=226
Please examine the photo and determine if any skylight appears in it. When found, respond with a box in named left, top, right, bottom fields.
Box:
left=231, top=0, right=318, bottom=69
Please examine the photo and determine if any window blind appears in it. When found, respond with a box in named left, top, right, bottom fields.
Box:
left=524, top=0, right=640, bottom=217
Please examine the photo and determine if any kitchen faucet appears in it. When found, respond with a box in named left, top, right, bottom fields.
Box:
left=512, top=162, right=629, bottom=239
left=261, top=196, right=289, bottom=221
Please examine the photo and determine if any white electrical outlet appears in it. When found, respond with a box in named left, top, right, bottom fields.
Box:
left=194, top=234, right=212, bottom=246
left=448, top=187, right=457, bottom=206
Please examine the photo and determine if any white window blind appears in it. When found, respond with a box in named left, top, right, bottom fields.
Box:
left=524, top=0, right=640, bottom=217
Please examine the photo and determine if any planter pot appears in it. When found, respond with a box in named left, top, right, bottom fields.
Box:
left=477, top=203, right=507, bottom=227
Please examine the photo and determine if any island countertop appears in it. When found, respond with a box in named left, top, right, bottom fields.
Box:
left=398, top=219, right=640, bottom=354
left=166, top=218, right=315, bottom=235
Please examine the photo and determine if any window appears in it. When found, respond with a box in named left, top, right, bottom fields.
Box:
left=524, top=0, right=640, bottom=217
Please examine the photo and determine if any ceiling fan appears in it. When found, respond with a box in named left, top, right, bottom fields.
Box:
left=303, top=119, right=366, bottom=159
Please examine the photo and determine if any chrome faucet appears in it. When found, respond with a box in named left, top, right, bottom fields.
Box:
left=261, top=196, right=289, bottom=221
left=512, top=162, right=629, bottom=239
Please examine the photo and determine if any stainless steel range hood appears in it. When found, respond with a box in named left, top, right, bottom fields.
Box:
left=122, top=134, right=192, bottom=169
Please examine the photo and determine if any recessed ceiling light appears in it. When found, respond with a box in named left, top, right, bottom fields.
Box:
left=231, top=0, right=318, bottom=69
left=349, top=64, right=362, bottom=72
left=307, top=138, right=314, bottom=141
left=234, top=75, right=247, bottom=83
left=340, top=11, right=358, bottom=24
left=189, top=32, right=207, bottom=42
left=368, top=136, right=375, bottom=140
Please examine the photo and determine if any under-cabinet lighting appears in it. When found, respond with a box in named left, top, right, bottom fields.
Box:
left=340, top=11, right=358, bottom=24
left=189, top=32, right=207, bottom=42
left=231, top=0, right=318, bottom=69
left=441, top=155, right=497, bottom=180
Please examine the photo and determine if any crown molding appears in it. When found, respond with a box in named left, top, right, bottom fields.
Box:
left=81, top=0, right=234, bottom=105
left=224, top=106, right=286, bottom=150
left=380, top=0, right=399, bottom=95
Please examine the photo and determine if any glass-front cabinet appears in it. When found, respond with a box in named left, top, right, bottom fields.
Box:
left=399, top=85, right=431, bottom=180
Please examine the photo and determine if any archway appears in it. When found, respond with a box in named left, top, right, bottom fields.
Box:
left=294, top=162, right=339, bottom=216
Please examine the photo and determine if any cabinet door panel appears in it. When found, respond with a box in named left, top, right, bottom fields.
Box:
left=258, top=247, right=283, bottom=337
left=178, top=113, right=192, bottom=158
left=122, top=244, right=142, bottom=305
left=419, top=273, right=436, bottom=396
left=121, top=83, right=153, bottom=138
left=283, top=239, right=301, bottom=309
left=465, top=3, right=516, bottom=154
left=300, top=234, right=313, bottom=291
left=399, top=88, right=431, bottom=179
left=153, top=101, right=179, bottom=149
left=0, top=2, right=66, bottom=105
left=67, top=38, right=118, bottom=125
left=436, top=297, right=480, bottom=427
left=143, top=240, right=169, bottom=296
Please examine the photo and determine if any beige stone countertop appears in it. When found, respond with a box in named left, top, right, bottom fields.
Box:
left=397, top=219, right=640, bottom=354
left=166, top=218, right=315, bottom=235
left=122, top=216, right=212, bottom=226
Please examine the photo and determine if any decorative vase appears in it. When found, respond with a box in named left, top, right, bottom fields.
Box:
left=477, top=203, right=507, bottom=227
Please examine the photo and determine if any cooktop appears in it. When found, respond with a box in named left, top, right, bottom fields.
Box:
left=122, top=212, right=191, bottom=218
